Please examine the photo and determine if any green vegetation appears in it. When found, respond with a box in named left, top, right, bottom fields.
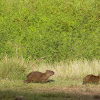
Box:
left=0, top=0, right=100, bottom=62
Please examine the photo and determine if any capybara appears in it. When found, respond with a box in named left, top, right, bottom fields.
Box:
left=83, top=74, right=100, bottom=84
left=24, top=70, right=54, bottom=83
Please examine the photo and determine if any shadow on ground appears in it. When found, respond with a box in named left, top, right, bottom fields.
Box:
left=24, top=79, right=55, bottom=84
left=46, top=79, right=55, bottom=83
left=0, top=89, right=99, bottom=100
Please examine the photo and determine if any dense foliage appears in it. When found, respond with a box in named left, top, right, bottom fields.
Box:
left=0, top=0, right=100, bottom=62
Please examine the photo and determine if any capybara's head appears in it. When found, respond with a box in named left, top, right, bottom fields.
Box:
left=46, top=70, right=54, bottom=76
left=98, top=74, right=100, bottom=78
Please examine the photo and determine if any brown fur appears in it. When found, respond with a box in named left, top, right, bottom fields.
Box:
left=24, top=70, right=54, bottom=83
left=83, top=74, right=100, bottom=84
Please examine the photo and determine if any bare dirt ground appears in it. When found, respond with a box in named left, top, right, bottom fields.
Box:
left=0, top=85, right=100, bottom=100
left=32, top=86, right=100, bottom=100
left=34, top=86, right=100, bottom=95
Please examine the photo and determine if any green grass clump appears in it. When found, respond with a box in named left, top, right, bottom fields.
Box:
left=0, top=0, right=100, bottom=62
left=0, top=56, right=27, bottom=80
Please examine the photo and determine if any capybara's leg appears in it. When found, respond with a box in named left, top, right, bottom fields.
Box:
left=24, top=79, right=31, bottom=83
left=24, top=80, right=28, bottom=83
left=41, top=80, right=47, bottom=83
left=46, top=80, right=50, bottom=83
left=95, top=82, right=98, bottom=85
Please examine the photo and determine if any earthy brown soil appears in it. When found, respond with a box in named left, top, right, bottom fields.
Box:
left=34, top=86, right=100, bottom=96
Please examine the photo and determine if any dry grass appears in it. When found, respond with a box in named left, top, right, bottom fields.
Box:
left=32, top=59, right=100, bottom=80
left=0, top=56, right=100, bottom=81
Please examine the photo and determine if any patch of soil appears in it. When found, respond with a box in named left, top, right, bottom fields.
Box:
left=36, top=86, right=100, bottom=96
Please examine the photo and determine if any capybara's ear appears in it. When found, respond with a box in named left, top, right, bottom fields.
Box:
left=46, top=70, right=49, bottom=72
left=52, top=71, right=54, bottom=75
left=98, top=74, right=100, bottom=76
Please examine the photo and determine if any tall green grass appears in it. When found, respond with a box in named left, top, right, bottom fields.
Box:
left=0, top=0, right=100, bottom=61
left=0, top=56, right=27, bottom=80
left=0, top=56, right=100, bottom=80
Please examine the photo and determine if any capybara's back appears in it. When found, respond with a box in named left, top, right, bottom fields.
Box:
left=83, top=74, right=100, bottom=84
left=25, top=71, right=43, bottom=83
left=25, top=70, right=54, bottom=83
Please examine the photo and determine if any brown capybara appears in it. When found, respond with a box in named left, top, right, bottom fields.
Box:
left=83, top=74, right=100, bottom=84
left=24, top=70, right=54, bottom=83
